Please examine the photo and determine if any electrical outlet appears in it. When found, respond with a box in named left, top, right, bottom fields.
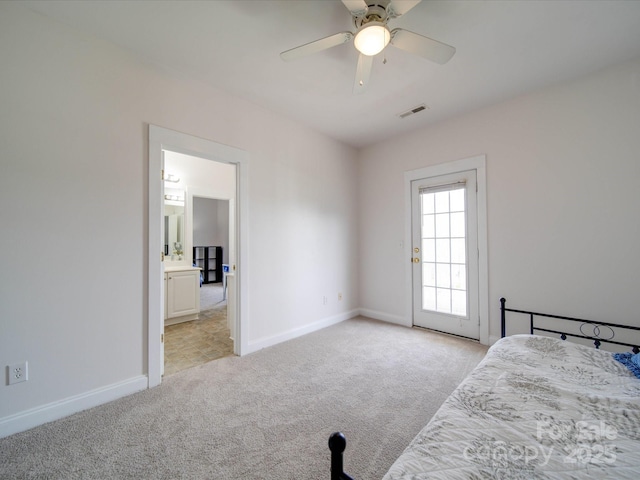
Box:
left=8, top=362, right=28, bottom=385
left=338, top=292, right=343, bottom=301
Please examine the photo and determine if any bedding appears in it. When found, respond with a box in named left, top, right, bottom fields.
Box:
left=382, top=334, right=640, bottom=479
left=614, top=352, right=640, bottom=379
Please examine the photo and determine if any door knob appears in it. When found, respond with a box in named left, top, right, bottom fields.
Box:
left=412, top=257, right=420, bottom=263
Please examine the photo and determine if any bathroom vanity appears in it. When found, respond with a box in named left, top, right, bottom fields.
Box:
left=164, top=266, right=201, bottom=325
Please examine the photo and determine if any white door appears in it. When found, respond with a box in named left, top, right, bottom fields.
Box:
left=411, top=170, right=479, bottom=339
left=160, top=151, right=165, bottom=376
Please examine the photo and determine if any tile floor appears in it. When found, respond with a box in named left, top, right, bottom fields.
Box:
left=163, top=284, right=234, bottom=376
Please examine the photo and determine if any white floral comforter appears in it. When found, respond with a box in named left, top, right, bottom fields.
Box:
left=383, top=334, right=640, bottom=479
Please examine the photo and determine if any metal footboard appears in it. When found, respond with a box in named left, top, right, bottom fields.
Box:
left=328, top=432, right=354, bottom=480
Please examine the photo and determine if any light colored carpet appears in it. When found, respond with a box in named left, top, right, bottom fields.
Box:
left=199, top=283, right=225, bottom=311
left=0, top=317, right=487, bottom=479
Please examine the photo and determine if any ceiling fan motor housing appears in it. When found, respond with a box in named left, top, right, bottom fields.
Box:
left=354, top=4, right=389, bottom=28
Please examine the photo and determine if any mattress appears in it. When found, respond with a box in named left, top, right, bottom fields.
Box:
left=383, top=334, right=640, bottom=479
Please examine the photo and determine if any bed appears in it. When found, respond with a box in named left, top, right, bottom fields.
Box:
left=329, top=298, right=640, bottom=479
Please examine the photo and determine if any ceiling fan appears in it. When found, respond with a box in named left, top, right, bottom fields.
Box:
left=280, top=0, right=456, bottom=94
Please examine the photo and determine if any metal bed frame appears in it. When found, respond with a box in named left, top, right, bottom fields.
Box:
left=328, top=432, right=353, bottom=480
left=500, top=297, right=640, bottom=353
left=329, top=297, right=640, bottom=479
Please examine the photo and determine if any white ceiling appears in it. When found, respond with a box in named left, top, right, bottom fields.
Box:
left=21, top=0, right=640, bottom=149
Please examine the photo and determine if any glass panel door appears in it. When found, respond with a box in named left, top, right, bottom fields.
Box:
left=411, top=170, right=479, bottom=339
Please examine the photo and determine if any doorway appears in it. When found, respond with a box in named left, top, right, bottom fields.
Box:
left=148, top=125, right=249, bottom=388
left=162, top=166, right=235, bottom=375
left=404, top=155, right=489, bottom=344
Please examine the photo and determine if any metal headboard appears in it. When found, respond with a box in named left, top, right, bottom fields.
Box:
left=500, top=297, right=640, bottom=353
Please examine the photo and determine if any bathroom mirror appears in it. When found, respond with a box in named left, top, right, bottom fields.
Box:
left=164, top=201, right=185, bottom=261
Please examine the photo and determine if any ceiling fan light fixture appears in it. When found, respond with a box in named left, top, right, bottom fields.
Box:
left=354, top=22, right=390, bottom=56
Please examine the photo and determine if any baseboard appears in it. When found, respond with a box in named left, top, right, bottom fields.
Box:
left=358, top=308, right=410, bottom=327
left=0, top=375, right=148, bottom=439
left=245, top=309, right=360, bottom=355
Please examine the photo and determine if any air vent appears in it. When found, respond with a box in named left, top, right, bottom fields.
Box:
left=398, top=104, right=429, bottom=119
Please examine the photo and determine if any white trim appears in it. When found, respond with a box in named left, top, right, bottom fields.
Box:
left=404, top=155, right=490, bottom=345
left=149, top=126, right=163, bottom=387
left=244, top=310, right=360, bottom=355
left=358, top=308, right=409, bottom=326
left=0, top=376, right=147, bottom=439
left=148, top=125, right=249, bottom=388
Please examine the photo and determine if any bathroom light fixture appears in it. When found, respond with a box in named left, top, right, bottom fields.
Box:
left=164, top=194, right=184, bottom=202
left=164, top=173, right=180, bottom=183
left=354, top=22, right=391, bottom=56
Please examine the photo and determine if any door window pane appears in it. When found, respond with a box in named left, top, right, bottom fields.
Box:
left=436, top=263, right=450, bottom=288
left=422, top=239, right=435, bottom=262
left=422, top=193, right=435, bottom=214
left=450, top=212, right=465, bottom=238
left=423, top=263, right=436, bottom=287
left=436, top=288, right=451, bottom=314
left=423, top=287, right=436, bottom=311
left=450, top=189, right=465, bottom=212
left=434, top=191, right=449, bottom=213
left=451, top=238, right=466, bottom=264
left=451, top=289, right=466, bottom=316
left=422, top=214, right=435, bottom=238
left=451, top=264, right=466, bottom=290
left=435, top=214, right=449, bottom=238
left=435, top=239, right=450, bottom=263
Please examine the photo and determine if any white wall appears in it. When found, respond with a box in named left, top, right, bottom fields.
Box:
left=193, top=197, right=230, bottom=265
left=0, top=4, right=358, bottom=434
left=166, top=151, right=237, bottom=200
left=358, top=57, right=640, bottom=339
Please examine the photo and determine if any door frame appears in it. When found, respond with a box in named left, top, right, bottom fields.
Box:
left=148, top=125, right=249, bottom=388
left=404, top=155, right=489, bottom=345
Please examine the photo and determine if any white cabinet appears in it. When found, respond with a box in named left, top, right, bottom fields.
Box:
left=165, top=267, right=201, bottom=325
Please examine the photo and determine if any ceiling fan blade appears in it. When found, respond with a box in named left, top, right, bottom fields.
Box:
left=387, top=0, right=422, bottom=18
left=390, top=28, right=455, bottom=64
left=280, top=32, right=353, bottom=61
left=353, top=53, right=373, bottom=94
left=341, top=0, right=368, bottom=17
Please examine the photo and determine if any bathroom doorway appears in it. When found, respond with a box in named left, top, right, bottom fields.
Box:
left=162, top=154, right=236, bottom=375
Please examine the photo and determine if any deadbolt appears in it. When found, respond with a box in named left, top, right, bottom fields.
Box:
left=413, top=247, right=420, bottom=253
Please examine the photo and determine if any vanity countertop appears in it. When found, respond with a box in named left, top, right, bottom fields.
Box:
left=164, top=266, right=201, bottom=273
